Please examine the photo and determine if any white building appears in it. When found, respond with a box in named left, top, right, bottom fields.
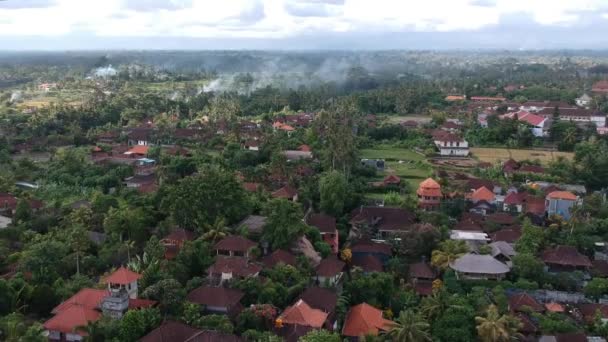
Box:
left=434, top=133, right=469, bottom=156
left=576, top=94, right=592, bottom=108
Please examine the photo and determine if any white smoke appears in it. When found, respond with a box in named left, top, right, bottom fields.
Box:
left=94, top=65, right=118, bottom=78
left=10, top=91, right=22, bottom=103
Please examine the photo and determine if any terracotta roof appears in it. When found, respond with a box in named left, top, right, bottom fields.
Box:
left=470, top=186, right=495, bottom=202
left=542, top=245, right=591, bottom=268
left=502, top=111, right=546, bottom=126
left=545, top=302, right=565, bottom=313
left=306, top=213, right=337, bottom=234
left=104, top=267, right=142, bottom=285
left=486, top=212, right=516, bottom=225
left=298, top=287, right=337, bottom=313
left=383, top=174, right=401, bottom=185
left=413, top=280, right=434, bottom=296
left=140, top=320, right=202, bottom=342
left=262, top=249, right=297, bottom=268
left=315, top=256, right=345, bottom=277
left=185, top=330, right=243, bottom=342
left=278, top=299, right=328, bottom=328
left=434, top=132, right=464, bottom=143
left=129, top=298, right=157, bottom=309
left=445, top=95, right=465, bottom=101
left=214, top=235, right=256, bottom=253
left=44, top=305, right=101, bottom=335
left=352, top=254, right=383, bottom=273
left=163, top=229, right=197, bottom=243
left=52, top=288, right=106, bottom=314
left=187, top=286, right=244, bottom=308
left=504, top=191, right=527, bottom=205
left=592, top=260, right=608, bottom=277
left=207, top=256, right=262, bottom=278
left=491, top=226, right=522, bottom=243
left=243, top=182, right=261, bottom=192
left=503, top=159, right=519, bottom=173
left=409, top=262, right=436, bottom=279
left=455, top=219, right=484, bottom=231
left=593, top=80, right=608, bottom=92
left=350, top=207, right=415, bottom=232
left=466, top=178, right=496, bottom=192
left=578, top=303, right=608, bottom=321
left=525, top=196, right=546, bottom=216
left=125, top=145, right=149, bottom=155
left=298, top=144, right=311, bottom=152
left=342, top=303, right=393, bottom=337
left=350, top=240, right=393, bottom=256
left=546, top=191, right=577, bottom=201
left=417, top=178, right=442, bottom=197
left=509, top=293, right=544, bottom=313
left=271, top=185, right=298, bottom=199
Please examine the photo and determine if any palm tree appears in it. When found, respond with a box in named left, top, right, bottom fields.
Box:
left=419, top=290, right=461, bottom=320
left=124, top=240, right=135, bottom=263
left=386, top=310, right=431, bottom=342
left=202, top=217, right=229, bottom=242
left=431, top=240, right=468, bottom=269
left=475, top=305, right=522, bottom=342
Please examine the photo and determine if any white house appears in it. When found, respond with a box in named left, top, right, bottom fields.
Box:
left=576, top=94, right=592, bottom=108
left=434, top=133, right=469, bottom=156
left=500, top=111, right=547, bottom=137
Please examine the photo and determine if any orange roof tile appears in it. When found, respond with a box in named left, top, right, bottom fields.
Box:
left=278, top=299, right=328, bottom=328
left=44, top=305, right=101, bottom=335
left=470, top=186, right=495, bottom=202
left=545, top=302, right=565, bottom=313
left=417, top=178, right=442, bottom=197
left=419, top=178, right=440, bottom=189
left=125, top=145, right=149, bottom=155
left=342, top=303, right=393, bottom=337
left=52, top=288, right=106, bottom=314
left=547, top=191, right=577, bottom=201
left=104, top=267, right=142, bottom=285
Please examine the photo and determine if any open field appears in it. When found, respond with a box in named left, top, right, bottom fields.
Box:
left=384, top=115, right=432, bottom=125
left=470, top=147, right=574, bottom=166
left=361, top=145, right=432, bottom=191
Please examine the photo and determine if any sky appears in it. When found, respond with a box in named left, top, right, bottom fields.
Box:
left=1, top=0, right=608, bottom=50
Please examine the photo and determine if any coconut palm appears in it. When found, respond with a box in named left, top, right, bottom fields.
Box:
left=475, top=305, right=522, bottom=342
left=386, top=310, right=431, bottom=342
left=202, top=217, right=229, bottom=242
left=430, top=240, right=468, bottom=269
left=419, top=290, right=461, bottom=320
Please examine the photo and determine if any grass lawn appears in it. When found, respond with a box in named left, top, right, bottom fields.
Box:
left=470, top=147, right=574, bottom=166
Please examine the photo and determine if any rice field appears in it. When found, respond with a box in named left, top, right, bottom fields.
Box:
left=470, top=147, right=574, bottom=166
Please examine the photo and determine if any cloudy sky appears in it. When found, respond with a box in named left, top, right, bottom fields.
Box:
left=1, top=0, right=608, bottom=49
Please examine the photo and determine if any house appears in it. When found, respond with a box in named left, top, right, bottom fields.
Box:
left=409, top=262, right=437, bottom=296
left=504, top=191, right=527, bottom=213
left=283, top=150, right=313, bottom=161
left=542, top=245, right=591, bottom=272
left=207, top=256, right=261, bottom=282
left=449, top=253, right=510, bottom=280
left=236, top=215, right=266, bottom=237
left=262, top=249, right=297, bottom=268
left=491, top=226, right=522, bottom=244
left=215, top=235, right=257, bottom=258
left=342, top=303, right=393, bottom=339
left=508, top=293, right=544, bottom=314
left=489, top=241, right=517, bottom=267
left=538, top=107, right=607, bottom=127
left=186, top=286, right=244, bottom=317
left=445, top=95, right=466, bottom=102
left=401, top=120, right=419, bottom=129
left=360, top=158, right=385, bottom=171
left=297, top=287, right=338, bottom=330
left=314, top=256, right=345, bottom=287
left=486, top=212, right=516, bottom=226
left=477, top=112, right=490, bottom=128
left=350, top=240, right=393, bottom=265
left=140, top=320, right=242, bottom=342
left=44, top=304, right=101, bottom=341
left=306, top=213, right=339, bottom=253
left=124, top=174, right=156, bottom=190
left=417, top=178, right=442, bottom=211
left=576, top=94, right=592, bottom=108
left=276, top=299, right=329, bottom=342
left=352, top=254, right=384, bottom=273
left=349, top=206, right=416, bottom=239
left=124, top=145, right=149, bottom=157
left=383, top=174, right=401, bottom=186
left=546, top=191, right=578, bottom=220
left=469, top=186, right=496, bottom=204
left=160, top=228, right=197, bottom=260
left=104, top=267, right=142, bottom=299
left=433, top=133, right=469, bottom=156
left=38, top=82, right=57, bottom=91
left=271, top=185, right=298, bottom=202
left=577, top=303, right=608, bottom=323
left=242, top=140, right=259, bottom=151
left=501, top=111, right=547, bottom=137
left=592, top=80, right=608, bottom=94
left=127, top=128, right=154, bottom=146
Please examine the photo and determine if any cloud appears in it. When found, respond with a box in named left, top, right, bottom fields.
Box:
left=0, top=0, right=56, bottom=9
left=285, top=0, right=343, bottom=17
left=122, top=0, right=193, bottom=12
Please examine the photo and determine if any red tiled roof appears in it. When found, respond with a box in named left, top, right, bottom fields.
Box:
left=243, top=182, right=261, bottom=192
left=129, top=298, right=157, bottom=309
left=454, top=219, right=484, bottom=231
left=298, top=287, right=337, bottom=314
left=592, top=260, right=608, bottom=277
left=547, top=191, right=577, bottom=201
left=306, top=213, right=337, bottom=234
left=52, top=288, right=106, bottom=314
left=350, top=207, right=415, bottom=232
left=350, top=240, right=393, bottom=256
left=509, top=293, right=544, bottom=313
left=162, top=228, right=197, bottom=244
left=44, top=305, right=101, bottom=335
left=207, top=256, right=262, bottom=277
left=445, top=95, right=465, bottom=101
left=187, top=286, right=244, bottom=308
left=491, top=226, right=522, bottom=244
left=104, top=267, right=142, bottom=285
left=125, top=145, right=149, bottom=155
left=592, top=80, right=608, bottom=92
left=470, top=186, right=495, bottom=202
left=434, top=132, right=464, bottom=143
left=525, top=196, right=546, bottom=216
left=315, top=256, right=345, bottom=277
left=214, top=235, right=256, bottom=253
left=409, top=262, right=436, bottom=279
left=278, top=299, right=328, bottom=328
left=417, top=178, right=442, bottom=197
left=383, top=174, right=401, bottom=185
left=140, top=320, right=202, bottom=342
left=542, top=245, right=591, bottom=268
left=545, top=302, right=565, bottom=313
left=578, top=303, right=608, bottom=321
left=271, top=185, right=298, bottom=199
left=342, top=303, right=393, bottom=337
left=262, top=249, right=297, bottom=268
left=502, top=111, right=546, bottom=126
left=486, top=212, right=515, bottom=225
left=352, top=254, right=383, bottom=273
left=504, top=191, right=527, bottom=205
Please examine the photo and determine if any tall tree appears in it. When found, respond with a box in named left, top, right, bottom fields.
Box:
left=475, top=305, right=522, bottom=342
left=431, top=240, right=468, bottom=270
left=386, top=310, right=432, bottom=342
left=319, top=171, right=348, bottom=216
left=262, top=199, right=307, bottom=250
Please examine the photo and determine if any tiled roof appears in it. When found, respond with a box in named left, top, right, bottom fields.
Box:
left=207, top=256, right=262, bottom=277
left=186, top=286, right=244, bottom=308
left=470, top=186, right=495, bottom=202
left=298, top=287, right=337, bottom=314
left=504, top=191, right=527, bottom=205
left=350, top=207, right=415, bottom=232
left=104, top=267, right=142, bottom=285
left=486, top=212, right=516, bottom=225
left=315, top=256, right=345, bottom=277
left=542, top=245, right=591, bottom=268
left=417, top=178, right=442, bottom=197
left=163, top=229, right=197, bottom=243
left=547, top=191, right=577, bottom=201
left=214, top=235, right=256, bottom=253
left=125, top=145, right=149, bottom=155
left=262, top=249, right=297, bottom=268
left=509, top=293, right=544, bottom=312
left=491, top=226, right=522, bottom=244
left=578, top=303, right=608, bottom=321
left=140, top=320, right=202, bottom=342
left=272, top=185, right=298, bottom=199
left=306, top=213, right=337, bottom=233
left=52, top=288, right=106, bottom=314
left=409, top=262, right=436, bottom=279
left=350, top=240, right=393, bottom=256
left=243, top=182, right=261, bottom=192
left=352, top=254, right=383, bottom=273
left=342, top=303, right=393, bottom=337
left=278, top=299, right=328, bottom=328
left=383, top=174, right=401, bottom=184
left=545, top=302, right=565, bottom=313
left=44, top=305, right=101, bottom=335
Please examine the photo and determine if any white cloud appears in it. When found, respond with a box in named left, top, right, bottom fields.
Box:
left=0, top=0, right=607, bottom=39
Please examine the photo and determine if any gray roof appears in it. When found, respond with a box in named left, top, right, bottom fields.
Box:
left=283, top=150, right=312, bottom=161
left=238, top=215, right=267, bottom=233
left=450, top=253, right=510, bottom=274
left=490, top=241, right=516, bottom=258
